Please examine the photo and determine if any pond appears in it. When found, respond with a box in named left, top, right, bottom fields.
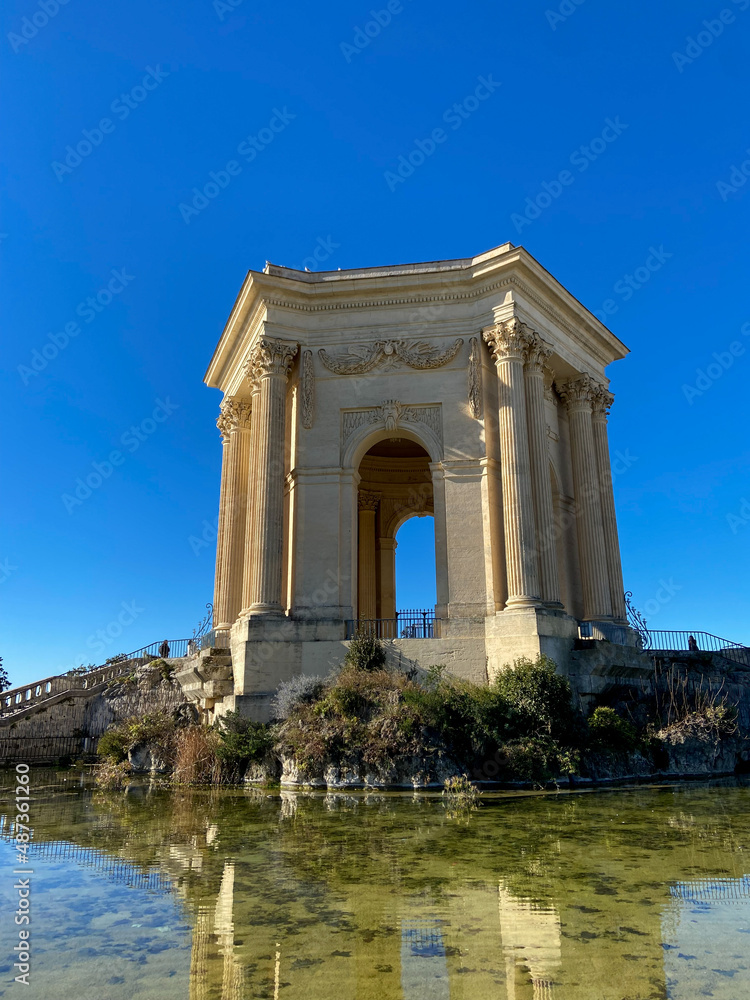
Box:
left=1, top=772, right=749, bottom=999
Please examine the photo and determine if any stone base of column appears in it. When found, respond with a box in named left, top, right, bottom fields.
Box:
left=248, top=603, right=285, bottom=616
left=505, top=595, right=543, bottom=610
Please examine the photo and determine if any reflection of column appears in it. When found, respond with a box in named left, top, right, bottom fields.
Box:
left=214, top=862, right=243, bottom=1000
left=215, top=401, right=252, bottom=628
left=483, top=320, right=541, bottom=608
left=247, top=338, right=298, bottom=615
left=358, top=491, right=380, bottom=619
left=592, top=387, right=627, bottom=624
left=523, top=335, right=562, bottom=608
left=189, top=907, right=211, bottom=1000
left=498, top=884, right=561, bottom=1000
left=378, top=536, right=397, bottom=620
left=213, top=410, right=231, bottom=627
left=557, top=375, right=612, bottom=620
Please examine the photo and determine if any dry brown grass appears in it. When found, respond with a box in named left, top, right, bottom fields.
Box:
left=172, top=726, right=223, bottom=784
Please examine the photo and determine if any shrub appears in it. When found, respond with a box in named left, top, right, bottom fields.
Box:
left=94, top=759, right=131, bottom=789
left=443, top=774, right=481, bottom=807
left=588, top=706, right=640, bottom=753
left=345, top=629, right=387, bottom=672
left=272, top=675, right=326, bottom=720
left=500, top=736, right=578, bottom=786
left=494, top=655, right=574, bottom=738
left=97, top=728, right=130, bottom=763
left=173, top=727, right=222, bottom=784
left=105, top=653, right=128, bottom=665
left=216, top=710, right=275, bottom=778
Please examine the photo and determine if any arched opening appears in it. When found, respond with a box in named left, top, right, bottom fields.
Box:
left=356, top=438, right=434, bottom=631
left=395, top=514, right=437, bottom=633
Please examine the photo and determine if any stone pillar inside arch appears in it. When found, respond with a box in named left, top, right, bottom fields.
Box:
left=557, top=374, right=613, bottom=621
left=246, top=337, right=298, bottom=616
left=357, top=490, right=380, bottom=621
left=377, top=535, right=397, bottom=621
left=214, top=399, right=252, bottom=629
left=592, top=386, right=627, bottom=623
left=482, top=319, right=541, bottom=609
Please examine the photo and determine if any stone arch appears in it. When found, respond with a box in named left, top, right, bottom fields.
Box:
left=341, top=411, right=443, bottom=472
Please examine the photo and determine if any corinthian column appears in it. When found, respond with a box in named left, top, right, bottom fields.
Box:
left=591, top=386, right=627, bottom=623
left=523, top=334, right=562, bottom=608
left=213, top=411, right=231, bottom=628
left=557, top=375, right=612, bottom=620
left=246, top=338, right=298, bottom=615
left=357, top=491, right=380, bottom=620
left=214, top=399, right=252, bottom=629
left=482, top=319, right=541, bottom=608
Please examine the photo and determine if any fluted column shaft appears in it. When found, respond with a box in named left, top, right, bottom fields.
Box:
left=524, top=340, right=562, bottom=607
left=358, top=492, right=379, bottom=620
left=213, top=415, right=231, bottom=628
left=240, top=379, right=262, bottom=615
left=592, top=389, right=627, bottom=623
left=558, top=376, right=612, bottom=620
left=246, top=338, right=298, bottom=615
left=483, top=320, right=541, bottom=608
left=215, top=401, right=252, bottom=628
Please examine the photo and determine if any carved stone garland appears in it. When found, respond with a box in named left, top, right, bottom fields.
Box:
left=319, top=337, right=463, bottom=375
left=301, top=350, right=314, bottom=429
left=468, top=337, right=482, bottom=419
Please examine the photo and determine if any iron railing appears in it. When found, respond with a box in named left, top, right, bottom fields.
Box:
left=346, top=609, right=439, bottom=640
left=648, top=630, right=750, bottom=667
left=0, top=735, right=98, bottom=764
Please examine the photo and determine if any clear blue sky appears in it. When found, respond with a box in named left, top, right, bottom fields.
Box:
left=2, top=0, right=749, bottom=686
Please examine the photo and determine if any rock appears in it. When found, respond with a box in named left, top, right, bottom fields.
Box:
left=128, top=743, right=170, bottom=774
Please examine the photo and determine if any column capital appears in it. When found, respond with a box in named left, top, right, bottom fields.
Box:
left=556, top=373, right=600, bottom=411
left=358, top=490, right=381, bottom=512
left=244, top=338, right=298, bottom=385
left=482, top=317, right=530, bottom=364
left=219, top=398, right=252, bottom=438
left=591, top=384, right=615, bottom=420
left=523, top=333, right=553, bottom=374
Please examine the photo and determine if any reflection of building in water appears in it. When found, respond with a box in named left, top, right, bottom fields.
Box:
left=189, top=861, right=245, bottom=1000
left=400, top=919, right=450, bottom=999
left=662, top=875, right=750, bottom=1000
left=498, top=885, right=561, bottom=999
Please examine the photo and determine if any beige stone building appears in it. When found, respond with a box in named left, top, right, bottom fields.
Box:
left=205, top=243, right=635, bottom=717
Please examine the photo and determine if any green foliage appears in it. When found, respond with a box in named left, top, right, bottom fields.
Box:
left=443, top=774, right=481, bottom=807
left=588, top=706, right=640, bottom=753
left=344, top=629, right=387, bottom=672
left=96, top=712, right=177, bottom=764
left=0, top=656, right=9, bottom=693
left=493, top=655, right=575, bottom=738
left=216, top=710, right=274, bottom=772
left=97, top=728, right=130, bottom=763
left=149, top=658, right=174, bottom=681
left=106, top=653, right=128, bottom=665
left=94, top=759, right=132, bottom=789
left=500, top=736, right=579, bottom=786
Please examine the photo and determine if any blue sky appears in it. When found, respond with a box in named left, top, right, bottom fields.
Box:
left=2, top=0, right=749, bottom=686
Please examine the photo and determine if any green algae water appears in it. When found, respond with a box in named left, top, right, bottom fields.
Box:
left=1, top=773, right=749, bottom=999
